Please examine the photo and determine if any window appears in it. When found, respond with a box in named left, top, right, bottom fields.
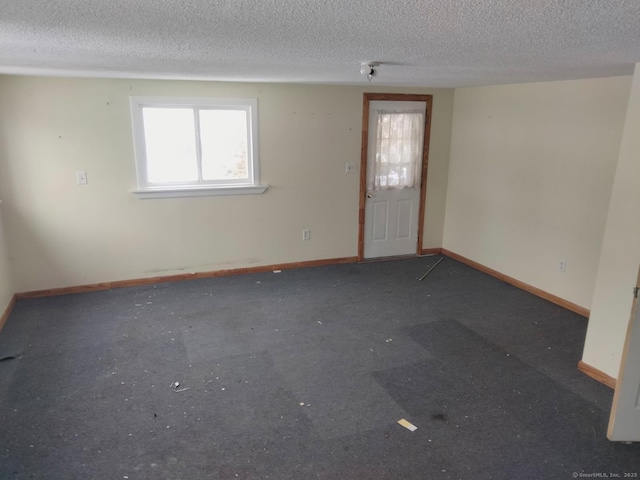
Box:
left=369, top=110, right=424, bottom=190
left=130, top=96, right=267, bottom=198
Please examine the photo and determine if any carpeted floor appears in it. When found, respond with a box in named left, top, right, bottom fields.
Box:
left=0, top=256, right=638, bottom=479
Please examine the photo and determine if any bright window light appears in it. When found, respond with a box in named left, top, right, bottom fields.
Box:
left=130, top=97, right=267, bottom=198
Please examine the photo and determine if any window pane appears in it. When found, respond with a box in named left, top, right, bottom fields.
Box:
left=199, top=109, right=249, bottom=181
left=142, top=108, right=198, bottom=183
left=373, top=112, right=424, bottom=190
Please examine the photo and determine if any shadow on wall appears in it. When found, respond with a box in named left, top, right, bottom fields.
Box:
left=2, top=205, right=74, bottom=294
left=0, top=206, right=12, bottom=304
left=0, top=121, right=74, bottom=293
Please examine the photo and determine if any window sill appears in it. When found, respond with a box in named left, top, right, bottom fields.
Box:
left=132, top=185, right=269, bottom=199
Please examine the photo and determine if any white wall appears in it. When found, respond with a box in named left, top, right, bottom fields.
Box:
left=585, top=64, right=640, bottom=378
left=0, top=204, right=12, bottom=314
left=443, top=76, right=631, bottom=310
left=0, top=76, right=453, bottom=292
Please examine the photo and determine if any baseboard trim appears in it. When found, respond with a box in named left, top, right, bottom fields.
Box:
left=16, top=256, right=359, bottom=299
left=0, top=294, right=17, bottom=332
left=12, top=249, right=590, bottom=318
left=578, top=360, right=617, bottom=389
left=441, top=249, right=590, bottom=318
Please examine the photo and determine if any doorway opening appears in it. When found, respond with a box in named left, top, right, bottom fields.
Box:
left=358, top=93, right=433, bottom=261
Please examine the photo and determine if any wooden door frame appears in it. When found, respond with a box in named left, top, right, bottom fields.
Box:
left=357, top=93, right=434, bottom=261
left=607, top=265, right=640, bottom=439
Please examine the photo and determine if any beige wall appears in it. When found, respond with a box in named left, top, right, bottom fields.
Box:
left=0, top=72, right=635, bottom=379
left=585, top=65, right=640, bottom=378
left=444, top=76, right=631, bottom=309
left=0, top=205, right=12, bottom=314
left=0, top=76, right=453, bottom=292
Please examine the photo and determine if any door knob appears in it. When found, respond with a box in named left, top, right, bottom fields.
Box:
left=367, top=193, right=374, bottom=198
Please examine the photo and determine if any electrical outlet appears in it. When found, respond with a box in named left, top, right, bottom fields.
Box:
left=76, top=171, right=88, bottom=185
left=559, top=259, right=567, bottom=273
left=302, top=229, right=311, bottom=241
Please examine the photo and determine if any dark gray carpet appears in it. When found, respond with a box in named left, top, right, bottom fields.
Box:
left=0, top=256, right=638, bottom=479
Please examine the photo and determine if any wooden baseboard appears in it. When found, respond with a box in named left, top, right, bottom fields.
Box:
left=441, top=249, right=590, bottom=318
left=578, top=360, right=617, bottom=389
left=15, top=256, right=359, bottom=300
left=0, top=294, right=16, bottom=332
left=420, top=248, right=443, bottom=256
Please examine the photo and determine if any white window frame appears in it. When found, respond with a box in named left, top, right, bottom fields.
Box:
left=129, top=96, right=268, bottom=199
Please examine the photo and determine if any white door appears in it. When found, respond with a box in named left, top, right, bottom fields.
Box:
left=363, top=100, right=426, bottom=259
left=607, top=267, right=640, bottom=441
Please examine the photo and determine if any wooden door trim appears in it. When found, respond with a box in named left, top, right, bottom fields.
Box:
left=607, top=265, right=640, bottom=439
left=357, top=93, right=433, bottom=261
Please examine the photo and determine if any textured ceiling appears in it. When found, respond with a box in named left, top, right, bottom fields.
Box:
left=1, top=0, right=639, bottom=87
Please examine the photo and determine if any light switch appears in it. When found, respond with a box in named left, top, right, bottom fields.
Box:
left=76, top=171, right=88, bottom=185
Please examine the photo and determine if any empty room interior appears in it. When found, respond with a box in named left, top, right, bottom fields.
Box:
left=1, top=1, right=640, bottom=478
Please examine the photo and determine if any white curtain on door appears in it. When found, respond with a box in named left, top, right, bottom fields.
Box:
left=370, top=110, right=425, bottom=190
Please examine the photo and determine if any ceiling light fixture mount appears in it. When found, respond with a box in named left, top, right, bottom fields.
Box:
left=360, top=62, right=380, bottom=81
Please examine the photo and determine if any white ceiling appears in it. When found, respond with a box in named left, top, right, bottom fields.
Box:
left=1, top=0, right=639, bottom=87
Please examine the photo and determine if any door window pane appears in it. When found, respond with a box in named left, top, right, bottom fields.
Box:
left=373, top=111, right=424, bottom=190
